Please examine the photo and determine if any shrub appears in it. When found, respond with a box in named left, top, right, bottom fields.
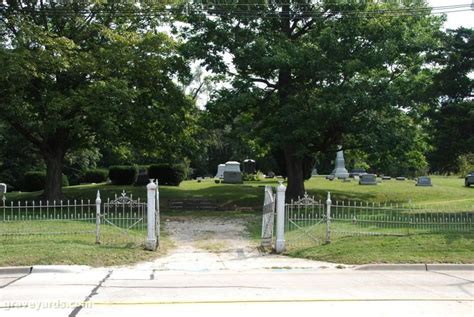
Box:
left=22, top=171, right=69, bottom=192
left=108, top=165, right=138, bottom=185
left=148, top=164, right=185, bottom=186
left=81, top=169, right=109, bottom=184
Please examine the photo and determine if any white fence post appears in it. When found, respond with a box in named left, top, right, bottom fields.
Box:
left=155, top=180, right=160, bottom=248
left=326, top=191, right=332, bottom=244
left=95, top=190, right=101, bottom=244
left=275, top=181, right=286, bottom=253
left=146, top=180, right=157, bottom=251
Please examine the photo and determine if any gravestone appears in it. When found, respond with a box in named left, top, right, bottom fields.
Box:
left=382, top=176, right=391, bottom=180
left=326, top=175, right=335, bottom=181
left=331, top=146, right=349, bottom=179
left=223, top=161, right=242, bottom=183
left=265, top=171, right=275, bottom=178
left=359, top=174, right=377, bottom=185
left=416, top=176, right=432, bottom=187
left=0, top=183, right=6, bottom=194
left=223, top=171, right=243, bottom=184
left=396, top=177, right=406, bottom=181
left=311, top=168, right=318, bottom=177
left=215, top=164, right=226, bottom=179
left=243, top=159, right=256, bottom=174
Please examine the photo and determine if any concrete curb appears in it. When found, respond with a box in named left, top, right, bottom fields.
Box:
left=355, top=264, right=474, bottom=271
left=0, top=266, right=33, bottom=275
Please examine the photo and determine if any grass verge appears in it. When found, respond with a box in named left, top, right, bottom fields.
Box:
left=286, top=233, right=474, bottom=264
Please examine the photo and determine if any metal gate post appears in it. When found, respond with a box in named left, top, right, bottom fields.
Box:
left=325, top=191, right=332, bottom=244
left=146, top=180, right=157, bottom=251
left=275, top=181, right=286, bottom=253
left=95, top=190, right=101, bottom=244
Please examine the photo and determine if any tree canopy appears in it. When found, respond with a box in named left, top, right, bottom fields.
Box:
left=0, top=1, right=196, bottom=199
left=180, top=0, right=443, bottom=198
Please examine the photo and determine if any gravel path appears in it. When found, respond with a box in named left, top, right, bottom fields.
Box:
left=132, top=216, right=342, bottom=272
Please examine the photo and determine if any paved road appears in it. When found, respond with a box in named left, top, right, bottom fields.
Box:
left=0, top=265, right=472, bottom=316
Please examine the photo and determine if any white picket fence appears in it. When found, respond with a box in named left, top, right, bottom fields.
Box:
left=0, top=180, right=160, bottom=250
left=264, top=182, right=474, bottom=252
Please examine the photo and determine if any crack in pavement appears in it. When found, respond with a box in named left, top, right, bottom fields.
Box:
left=68, top=270, right=112, bottom=317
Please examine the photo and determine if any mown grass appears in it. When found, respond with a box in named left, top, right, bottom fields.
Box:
left=286, top=233, right=474, bottom=264
left=0, top=221, right=173, bottom=267
left=5, top=175, right=473, bottom=210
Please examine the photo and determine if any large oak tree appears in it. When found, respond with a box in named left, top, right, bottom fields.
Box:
left=180, top=0, right=442, bottom=198
left=0, top=1, right=194, bottom=199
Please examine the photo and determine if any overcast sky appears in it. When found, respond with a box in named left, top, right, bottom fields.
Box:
left=429, top=0, right=473, bottom=29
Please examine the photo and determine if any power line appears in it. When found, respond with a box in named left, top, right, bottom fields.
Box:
left=0, top=2, right=472, bottom=18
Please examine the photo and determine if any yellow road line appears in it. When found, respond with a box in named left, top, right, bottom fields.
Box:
left=91, top=298, right=474, bottom=306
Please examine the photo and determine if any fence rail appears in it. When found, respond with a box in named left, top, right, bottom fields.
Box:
left=0, top=185, right=159, bottom=251
left=270, top=186, right=474, bottom=251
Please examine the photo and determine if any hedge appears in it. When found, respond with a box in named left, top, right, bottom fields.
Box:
left=81, top=169, right=109, bottom=184
left=108, top=165, right=138, bottom=185
left=148, top=164, right=185, bottom=186
left=22, top=171, right=69, bottom=192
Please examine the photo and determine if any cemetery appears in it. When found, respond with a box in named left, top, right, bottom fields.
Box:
left=0, top=1, right=472, bottom=271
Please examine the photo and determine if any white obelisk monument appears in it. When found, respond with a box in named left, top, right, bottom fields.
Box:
left=331, top=146, right=349, bottom=179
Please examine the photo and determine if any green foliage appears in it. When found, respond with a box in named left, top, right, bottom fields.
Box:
left=22, top=172, right=69, bottom=192
left=0, top=1, right=196, bottom=199
left=427, top=28, right=474, bottom=173
left=81, top=169, right=109, bottom=184
left=458, top=154, right=474, bottom=176
left=148, top=164, right=186, bottom=186
left=108, top=166, right=138, bottom=185
left=180, top=0, right=442, bottom=198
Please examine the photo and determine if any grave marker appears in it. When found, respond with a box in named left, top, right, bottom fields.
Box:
left=359, top=174, right=377, bottom=185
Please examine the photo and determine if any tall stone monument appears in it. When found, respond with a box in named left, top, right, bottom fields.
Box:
left=331, top=146, right=349, bottom=179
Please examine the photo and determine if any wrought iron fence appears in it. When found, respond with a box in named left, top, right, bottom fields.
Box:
left=0, top=190, right=148, bottom=246
left=283, top=192, right=474, bottom=249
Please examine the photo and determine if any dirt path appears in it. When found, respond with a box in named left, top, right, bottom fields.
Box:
left=132, top=216, right=342, bottom=272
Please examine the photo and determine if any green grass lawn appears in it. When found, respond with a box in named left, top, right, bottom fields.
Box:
left=286, top=233, right=474, bottom=264
left=5, top=175, right=474, bottom=209
left=0, top=221, right=173, bottom=267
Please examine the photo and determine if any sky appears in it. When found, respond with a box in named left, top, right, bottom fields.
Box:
left=429, top=0, right=474, bottom=29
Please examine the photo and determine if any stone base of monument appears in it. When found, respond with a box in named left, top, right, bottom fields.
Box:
left=416, top=176, right=433, bottom=187
left=359, top=174, right=377, bottom=185
left=223, top=171, right=243, bottom=184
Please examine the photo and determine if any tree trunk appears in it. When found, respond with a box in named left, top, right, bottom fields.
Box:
left=284, top=145, right=305, bottom=200
left=42, top=150, right=65, bottom=201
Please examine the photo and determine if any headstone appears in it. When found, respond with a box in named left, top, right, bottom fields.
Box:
left=223, top=161, right=242, bottom=183
left=326, top=175, right=335, bottom=181
left=215, top=164, right=226, bottom=179
left=0, top=183, right=6, bottom=194
left=396, top=177, right=406, bottom=181
left=416, top=176, right=432, bottom=187
left=331, top=146, right=349, bottom=179
left=223, top=171, right=243, bottom=184
left=135, top=169, right=149, bottom=186
left=359, top=174, right=377, bottom=185
left=311, top=168, right=318, bottom=177
left=382, top=176, right=391, bottom=180
left=243, top=159, right=256, bottom=174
